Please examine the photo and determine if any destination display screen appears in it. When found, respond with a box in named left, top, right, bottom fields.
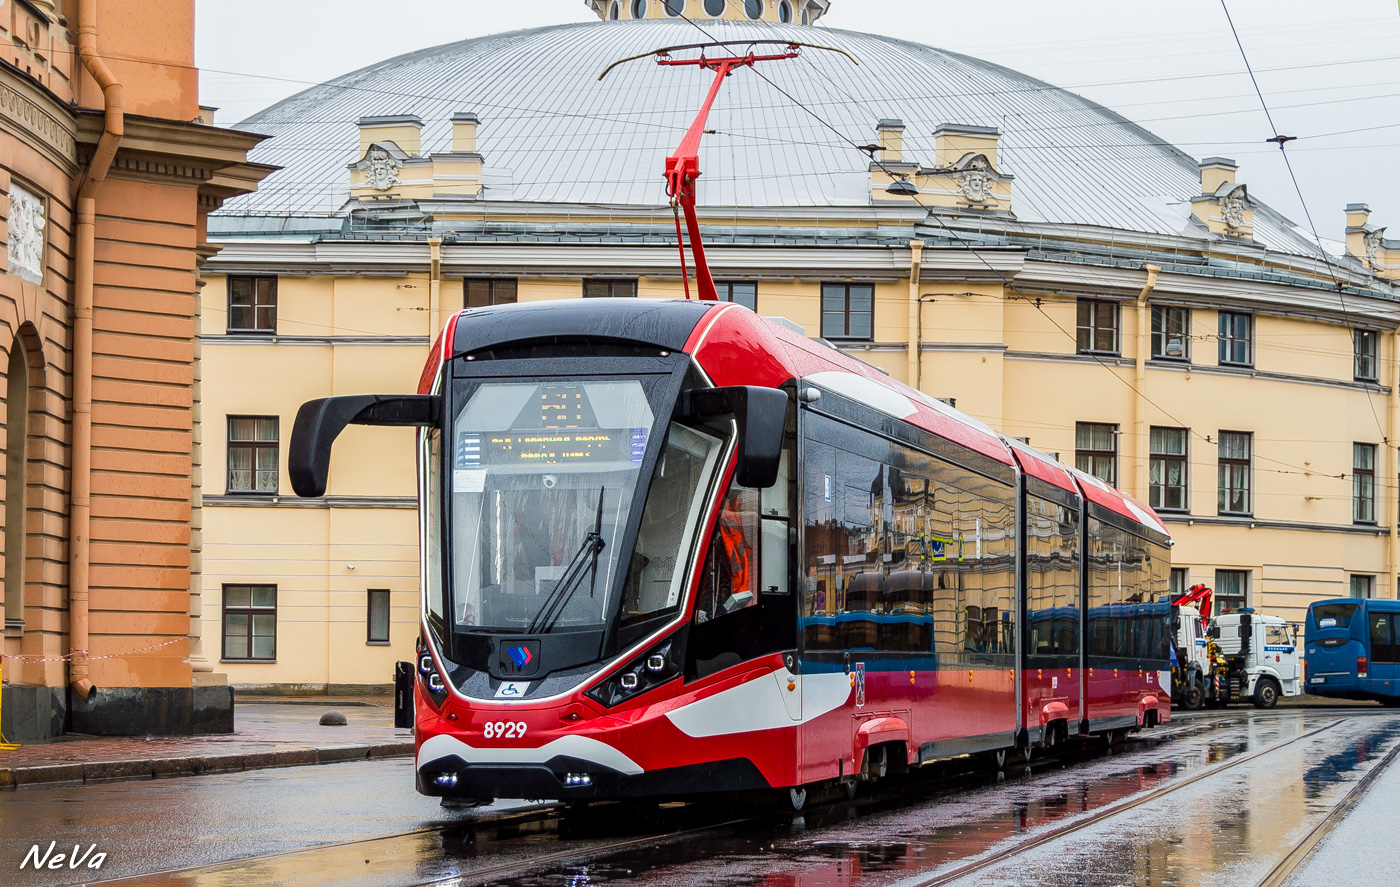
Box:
left=454, top=382, right=650, bottom=473
left=460, top=429, right=648, bottom=466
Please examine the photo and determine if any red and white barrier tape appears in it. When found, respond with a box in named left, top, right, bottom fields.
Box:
left=0, top=637, right=184, bottom=663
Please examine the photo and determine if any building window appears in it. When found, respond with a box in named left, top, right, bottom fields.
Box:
left=584, top=278, right=637, bottom=298
left=664, top=0, right=684, bottom=15
left=610, top=1, right=620, bottom=19
left=1075, top=422, right=1117, bottom=486
left=1351, top=574, right=1376, bottom=599
left=1355, top=329, right=1379, bottom=382
left=1217, top=431, right=1252, bottom=516
left=779, top=0, right=793, bottom=22
left=1219, top=311, right=1253, bottom=366
left=631, top=0, right=647, bottom=19
left=465, top=278, right=517, bottom=308
left=704, top=0, right=724, bottom=14
left=227, top=416, right=279, bottom=495
left=1170, top=568, right=1189, bottom=600
left=744, top=0, right=763, bottom=18
left=1355, top=442, right=1377, bottom=524
left=716, top=281, right=757, bottom=311
left=227, top=276, right=277, bottom=334
left=1149, top=426, right=1188, bottom=511
left=222, top=585, right=276, bottom=661
left=1215, top=570, right=1248, bottom=613
left=367, top=589, right=390, bottom=644
left=1076, top=299, right=1119, bottom=355
left=821, top=283, right=874, bottom=340
left=1150, top=306, right=1190, bottom=361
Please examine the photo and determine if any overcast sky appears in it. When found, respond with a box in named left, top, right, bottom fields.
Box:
left=195, top=0, right=1400, bottom=240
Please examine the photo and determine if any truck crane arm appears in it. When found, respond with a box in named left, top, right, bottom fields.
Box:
left=1172, top=583, right=1214, bottom=619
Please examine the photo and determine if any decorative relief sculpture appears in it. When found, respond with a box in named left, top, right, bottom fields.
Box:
left=1365, top=229, right=1384, bottom=264
left=7, top=184, right=46, bottom=284
left=364, top=146, right=401, bottom=191
left=956, top=156, right=996, bottom=203
left=1221, top=187, right=1248, bottom=229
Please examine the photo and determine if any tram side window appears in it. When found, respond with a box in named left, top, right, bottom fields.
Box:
left=802, top=440, right=838, bottom=649
left=1087, top=518, right=1167, bottom=665
left=695, top=487, right=760, bottom=624
left=1026, top=495, right=1080, bottom=662
left=836, top=450, right=884, bottom=650
left=1370, top=613, right=1397, bottom=664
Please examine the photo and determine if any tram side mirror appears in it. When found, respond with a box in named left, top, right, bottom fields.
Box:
left=682, top=386, right=787, bottom=488
left=289, top=394, right=442, bottom=498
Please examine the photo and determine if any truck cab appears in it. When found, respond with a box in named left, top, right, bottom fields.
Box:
left=1210, top=610, right=1301, bottom=707
left=1170, top=604, right=1211, bottom=708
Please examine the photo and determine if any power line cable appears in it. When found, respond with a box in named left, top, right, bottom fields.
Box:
left=665, top=5, right=1351, bottom=482
left=1219, top=0, right=1391, bottom=454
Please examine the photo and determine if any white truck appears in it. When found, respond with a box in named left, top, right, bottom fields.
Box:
left=1206, top=610, right=1302, bottom=708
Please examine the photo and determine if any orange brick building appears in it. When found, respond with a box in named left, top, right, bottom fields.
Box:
left=0, top=0, right=268, bottom=739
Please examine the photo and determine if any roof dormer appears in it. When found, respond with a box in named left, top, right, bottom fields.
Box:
left=588, top=0, right=828, bottom=24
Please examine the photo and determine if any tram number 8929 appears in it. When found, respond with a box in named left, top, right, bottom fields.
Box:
left=482, top=721, right=528, bottom=740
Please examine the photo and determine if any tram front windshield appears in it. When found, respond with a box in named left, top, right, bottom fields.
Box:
left=447, top=377, right=723, bottom=634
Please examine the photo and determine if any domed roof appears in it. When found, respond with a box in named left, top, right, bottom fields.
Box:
left=221, top=18, right=1320, bottom=255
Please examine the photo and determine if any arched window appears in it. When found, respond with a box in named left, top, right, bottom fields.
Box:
left=610, top=1, right=620, bottom=19
left=631, top=0, right=647, bottom=18
left=802, top=9, right=809, bottom=24
left=779, top=0, right=792, bottom=22
left=704, top=0, right=724, bottom=15
left=665, top=0, right=684, bottom=15
left=744, top=0, right=763, bottom=19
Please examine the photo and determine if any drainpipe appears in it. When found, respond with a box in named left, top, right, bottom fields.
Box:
left=69, top=0, right=124, bottom=701
left=427, top=237, right=442, bottom=340
left=1133, top=265, right=1161, bottom=502
left=906, top=240, right=924, bottom=389
left=1390, top=326, right=1400, bottom=598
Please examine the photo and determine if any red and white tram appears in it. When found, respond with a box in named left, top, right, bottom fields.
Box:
left=289, top=299, right=1172, bottom=807
left=286, top=42, right=1172, bottom=809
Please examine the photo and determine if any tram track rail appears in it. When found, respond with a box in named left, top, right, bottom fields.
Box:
left=90, top=711, right=1384, bottom=887
left=908, top=717, right=1350, bottom=887
left=1255, top=737, right=1400, bottom=887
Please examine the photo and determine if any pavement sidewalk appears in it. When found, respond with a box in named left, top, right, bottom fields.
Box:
left=0, top=696, right=414, bottom=790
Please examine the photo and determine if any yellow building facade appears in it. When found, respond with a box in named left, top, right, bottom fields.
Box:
left=201, top=3, right=1400, bottom=689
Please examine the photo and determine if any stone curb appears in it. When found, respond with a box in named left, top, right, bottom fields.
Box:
left=0, top=740, right=414, bottom=789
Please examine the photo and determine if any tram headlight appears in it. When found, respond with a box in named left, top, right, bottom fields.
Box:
left=416, top=637, right=450, bottom=709
left=586, top=636, right=680, bottom=708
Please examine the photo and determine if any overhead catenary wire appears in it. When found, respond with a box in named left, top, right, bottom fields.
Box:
left=1218, top=0, right=1391, bottom=454
left=662, top=5, right=1354, bottom=483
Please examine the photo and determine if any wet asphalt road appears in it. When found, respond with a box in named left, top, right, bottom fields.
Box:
left=2, top=708, right=1398, bottom=887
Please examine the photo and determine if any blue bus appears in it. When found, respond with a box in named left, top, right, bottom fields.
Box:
left=1304, top=598, right=1400, bottom=705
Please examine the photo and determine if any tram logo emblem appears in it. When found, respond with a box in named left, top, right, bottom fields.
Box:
left=499, top=640, right=541, bottom=677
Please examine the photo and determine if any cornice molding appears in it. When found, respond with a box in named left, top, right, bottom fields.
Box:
left=0, top=65, right=78, bottom=172
left=1160, top=513, right=1390, bottom=537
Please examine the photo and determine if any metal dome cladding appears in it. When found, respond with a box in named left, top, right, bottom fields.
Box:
left=220, top=18, right=1322, bottom=256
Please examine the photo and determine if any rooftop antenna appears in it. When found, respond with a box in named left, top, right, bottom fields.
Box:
left=601, top=40, right=857, bottom=300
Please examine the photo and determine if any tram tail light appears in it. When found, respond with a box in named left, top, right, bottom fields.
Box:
left=587, top=636, right=681, bottom=708
left=1358, top=657, right=1369, bottom=679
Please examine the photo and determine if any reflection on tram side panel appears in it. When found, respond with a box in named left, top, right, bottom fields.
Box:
left=289, top=298, right=1174, bottom=806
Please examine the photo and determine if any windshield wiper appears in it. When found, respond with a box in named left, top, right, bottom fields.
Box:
left=528, top=488, right=606, bottom=634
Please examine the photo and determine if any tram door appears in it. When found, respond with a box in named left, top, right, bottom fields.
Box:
left=686, top=452, right=797, bottom=710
